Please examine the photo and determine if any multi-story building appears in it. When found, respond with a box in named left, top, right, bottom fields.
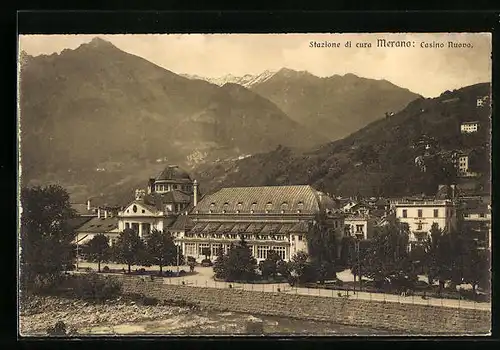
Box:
left=178, top=185, right=343, bottom=263
left=463, top=200, right=491, bottom=249
left=460, top=121, right=479, bottom=133
left=391, top=192, right=459, bottom=248
left=456, top=151, right=479, bottom=178
left=344, top=215, right=376, bottom=240
left=117, top=165, right=199, bottom=239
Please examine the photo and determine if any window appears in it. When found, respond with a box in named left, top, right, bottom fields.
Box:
left=223, top=202, right=229, bottom=212
left=402, top=209, right=407, bottom=218
left=356, top=225, right=364, bottom=233
left=334, top=221, right=339, bottom=228
left=298, top=235, right=303, bottom=241
left=417, top=223, right=423, bottom=230
left=417, top=209, right=423, bottom=218
left=133, top=205, right=137, bottom=213
left=212, top=243, right=223, bottom=256
left=185, top=243, right=196, bottom=256
left=198, top=243, right=210, bottom=256
left=480, top=213, right=485, bottom=218
left=131, top=223, right=139, bottom=233
left=273, top=246, right=286, bottom=260
left=142, top=209, right=145, bottom=213
left=125, top=223, right=130, bottom=229
left=281, top=202, right=289, bottom=211
left=257, top=246, right=270, bottom=259
left=434, top=209, right=439, bottom=218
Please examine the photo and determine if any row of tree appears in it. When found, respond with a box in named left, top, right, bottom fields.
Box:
left=341, top=221, right=490, bottom=294
left=81, top=228, right=187, bottom=274
left=20, top=185, right=194, bottom=293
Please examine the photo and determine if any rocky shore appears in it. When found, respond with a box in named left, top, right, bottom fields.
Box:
left=19, top=295, right=199, bottom=336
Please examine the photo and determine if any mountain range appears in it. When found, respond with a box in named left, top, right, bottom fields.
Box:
left=194, top=83, right=491, bottom=198
left=181, top=70, right=276, bottom=88
left=183, top=68, right=421, bottom=140
left=19, top=37, right=428, bottom=204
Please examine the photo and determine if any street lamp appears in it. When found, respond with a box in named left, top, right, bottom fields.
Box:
left=355, top=238, right=361, bottom=292
left=176, top=243, right=180, bottom=275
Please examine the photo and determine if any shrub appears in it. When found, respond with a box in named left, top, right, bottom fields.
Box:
left=73, top=273, right=122, bottom=301
left=102, top=266, right=110, bottom=273
left=178, top=270, right=187, bottom=277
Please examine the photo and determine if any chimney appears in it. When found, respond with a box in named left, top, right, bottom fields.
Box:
left=193, top=179, right=198, bottom=207
left=87, top=199, right=91, bottom=211
left=97, top=208, right=101, bottom=219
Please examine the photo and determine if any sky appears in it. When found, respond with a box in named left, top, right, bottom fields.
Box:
left=19, top=33, right=491, bottom=98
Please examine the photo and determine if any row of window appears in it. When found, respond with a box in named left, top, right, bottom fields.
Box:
left=402, top=209, right=444, bottom=218
left=124, top=222, right=151, bottom=234
left=208, top=201, right=304, bottom=212
left=184, top=243, right=287, bottom=260
left=155, top=184, right=192, bottom=192
left=345, top=224, right=365, bottom=233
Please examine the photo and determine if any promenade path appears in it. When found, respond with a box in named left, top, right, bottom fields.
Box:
left=77, top=262, right=490, bottom=311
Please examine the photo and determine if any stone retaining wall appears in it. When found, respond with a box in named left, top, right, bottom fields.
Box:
left=116, top=276, right=490, bottom=335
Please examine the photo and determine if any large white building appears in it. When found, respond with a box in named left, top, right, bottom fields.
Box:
left=178, top=185, right=344, bottom=262
left=117, top=165, right=199, bottom=238
left=391, top=187, right=459, bottom=248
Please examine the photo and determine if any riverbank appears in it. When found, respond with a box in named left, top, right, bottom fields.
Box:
left=19, top=295, right=390, bottom=336
left=19, top=295, right=199, bottom=336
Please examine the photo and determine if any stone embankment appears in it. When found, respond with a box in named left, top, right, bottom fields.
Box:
left=118, top=275, right=491, bottom=335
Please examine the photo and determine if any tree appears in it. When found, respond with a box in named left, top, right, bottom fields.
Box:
left=259, top=250, right=282, bottom=280
left=145, top=229, right=178, bottom=274
left=114, top=228, right=145, bottom=273
left=287, top=251, right=317, bottom=284
left=82, top=234, right=110, bottom=273
left=20, top=185, right=77, bottom=291
left=213, top=248, right=227, bottom=279
left=224, top=237, right=257, bottom=281
left=306, top=213, right=342, bottom=281
left=362, top=220, right=412, bottom=290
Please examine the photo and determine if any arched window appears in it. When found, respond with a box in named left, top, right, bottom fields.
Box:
left=251, top=202, right=257, bottom=212
left=223, top=202, right=229, bottom=212
left=265, top=202, right=273, bottom=210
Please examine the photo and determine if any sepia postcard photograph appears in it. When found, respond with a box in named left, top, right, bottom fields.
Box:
left=17, top=32, right=492, bottom=337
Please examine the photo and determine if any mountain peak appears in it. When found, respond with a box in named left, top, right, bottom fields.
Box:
left=84, top=37, right=117, bottom=50
left=276, top=67, right=315, bottom=79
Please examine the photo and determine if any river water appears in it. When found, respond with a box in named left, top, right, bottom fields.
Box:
left=83, top=310, right=391, bottom=336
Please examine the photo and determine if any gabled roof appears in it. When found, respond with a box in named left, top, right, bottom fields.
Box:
left=75, top=217, right=119, bottom=233
left=192, top=185, right=334, bottom=214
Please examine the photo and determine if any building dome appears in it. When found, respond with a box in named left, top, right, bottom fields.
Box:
left=155, top=165, right=192, bottom=182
